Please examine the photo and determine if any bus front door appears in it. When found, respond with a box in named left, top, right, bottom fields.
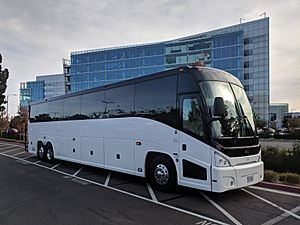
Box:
left=178, top=95, right=212, bottom=191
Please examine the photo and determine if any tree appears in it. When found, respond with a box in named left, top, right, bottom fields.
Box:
left=0, top=112, right=9, bottom=132
left=9, top=106, right=28, bottom=133
left=0, top=53, right=9, bottom=112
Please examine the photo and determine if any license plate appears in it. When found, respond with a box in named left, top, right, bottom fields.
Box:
left=247, top=175, right=254, bottom=183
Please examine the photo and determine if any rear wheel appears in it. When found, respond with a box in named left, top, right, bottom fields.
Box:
left=149, top=155, right=177, bottom=192
left=37, top=144, right=46, bottom=160
left=46, top=143, right=54, bottom=162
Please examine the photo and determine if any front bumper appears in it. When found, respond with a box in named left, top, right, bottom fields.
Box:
left=211, top=161, right=264, bottom=192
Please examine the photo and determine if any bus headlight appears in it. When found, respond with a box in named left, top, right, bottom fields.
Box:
left=214, top=152, right=230, bottom=167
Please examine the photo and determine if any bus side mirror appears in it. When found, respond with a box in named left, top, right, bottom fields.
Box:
left=213, top=97, right=225, bottom=117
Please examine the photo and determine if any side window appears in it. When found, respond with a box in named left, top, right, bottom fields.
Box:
left=64, top=96, right=82, bottom=120
left=49, top=99, right=64, bottom=121
left=135, top=75, right=178, bottom=128
left=82, top=91, right=105, bottom=119
left=30, top=103, right=50, bottom=122
left=104, top=85, right=134, bottom=118
left=182, top=97, right=205, bottom=138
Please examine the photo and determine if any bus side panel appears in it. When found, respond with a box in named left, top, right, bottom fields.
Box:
left=81, top=137, right=104, bottom=167
left=60, top=137, right=80, bottom=160
left=28, top=123, right=43, bottom=154
left=104, top=138, right=135, bottom=175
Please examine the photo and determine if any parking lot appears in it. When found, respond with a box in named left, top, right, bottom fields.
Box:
left=0, top=141, right=299, bottom=225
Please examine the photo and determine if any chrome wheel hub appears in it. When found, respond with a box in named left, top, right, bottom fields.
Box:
left=38, top=146, right=44, bottom=157
left=46, top=150, right=52, bottom=160
left=154, top=164, right=169, bottom=185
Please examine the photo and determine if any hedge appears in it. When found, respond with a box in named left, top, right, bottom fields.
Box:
left=262, top=144, right=300, bottom=174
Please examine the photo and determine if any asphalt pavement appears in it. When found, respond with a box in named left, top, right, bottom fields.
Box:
left=0, top=141, right=299, bottom=225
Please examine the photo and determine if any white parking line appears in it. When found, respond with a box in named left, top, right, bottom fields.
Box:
left=51, top=164, right=60, bottom=169
left=261, top=205, right=300, bottom=225
left=34, top=160, right=41, bottom=164
left=242, top=188, right=300, bottom=220
left=2, top=148, right=21, bottom=154
left=11, top=151, right=27, bottom=157
left=104, top=172, right=111, bottom=186
left=0, top=145, right=16, bottom=151
left=72, top=166, right=84, bottom=177
left=200, top=192, right=242, bottom=225
left=248, top=185, right=300, bottom=198
left=0, top=152, right=229, bottom=225
left=21, top=155, right=35, bottom=160
left=0, top=142, right=25, bottom=148
left=147, top=183, right=158, bottom=202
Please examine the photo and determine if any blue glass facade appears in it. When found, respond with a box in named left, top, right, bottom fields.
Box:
left=71, top=43, right=165, bottom=92
left=27, top=81, right=44, bottom=102
left=19, top=74, right=66, bottom=107
left=211, top=32, right=244, bottom=79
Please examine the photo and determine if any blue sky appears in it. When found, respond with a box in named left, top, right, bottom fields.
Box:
left=0, top=0, right=299, bottom=116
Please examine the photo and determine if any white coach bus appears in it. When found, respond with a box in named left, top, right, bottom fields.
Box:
left=28, top=66, right=263, bottom=192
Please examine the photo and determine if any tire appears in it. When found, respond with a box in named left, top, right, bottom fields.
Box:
left=45, top=143, right=54, bottom=162
left=37, top=144, right=46, bottom=160
left=149, top=155, right=177, bottom=192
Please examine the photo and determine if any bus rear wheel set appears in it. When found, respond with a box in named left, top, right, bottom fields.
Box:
left=37, top=142, right=54, bottom=162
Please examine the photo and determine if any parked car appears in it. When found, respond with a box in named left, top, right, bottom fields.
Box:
left=258, top=127, right=275, bottom=138
left=274, top=128, right=290, bottom=137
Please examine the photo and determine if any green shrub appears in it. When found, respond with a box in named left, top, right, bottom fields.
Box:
left=279, top=173, right=287, bottom=182
left=264, top=170, right=279, bottom=182
left=262, top=144, right=300, bottom=174
left=285, top=173, right=300, bottom=184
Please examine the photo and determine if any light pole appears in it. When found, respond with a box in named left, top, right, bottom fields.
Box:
left=6, top=94, right=17, bottom=120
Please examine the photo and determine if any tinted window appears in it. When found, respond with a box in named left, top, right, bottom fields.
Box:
left=64, top=96, right=82, bottom=120
left=182, top=97, right=205, bottom=138
left=30, top=103, right=50, bottom=122
left=49, top=99, right=64, bottom=121
left=135, top=75, right=178, bottom=128
left=82, top=91, right=105, bottom=119
left=104, top=85, right=134, bottom=118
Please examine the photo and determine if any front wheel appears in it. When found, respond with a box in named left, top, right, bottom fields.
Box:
left=149, top=155, right=177, bottom=192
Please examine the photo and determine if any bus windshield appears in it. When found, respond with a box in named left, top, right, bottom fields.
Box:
left=199, top=81, right=255, bottom=138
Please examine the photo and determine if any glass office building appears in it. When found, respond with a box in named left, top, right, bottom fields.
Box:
left=70, top=18, right=269, bottom=121
left=71, top=43, right=165, bottom=92
left=19, top=74, right=66, bottom=107
left=20, top=18, right=269, bottom=120
left=36, top=74, right=66, bottom=99
left=269, top=103, right=289, bottom=129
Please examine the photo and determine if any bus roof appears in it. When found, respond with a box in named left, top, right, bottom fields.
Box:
left=30, top=66, right=243, bottom=106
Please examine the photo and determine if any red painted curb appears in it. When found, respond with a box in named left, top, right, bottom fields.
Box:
left=256, top=181, right=300, bottom=194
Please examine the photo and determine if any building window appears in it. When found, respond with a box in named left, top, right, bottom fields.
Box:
left=244, top=38, right=252, bottom=45
left=244, top=50, right=252, bottom=56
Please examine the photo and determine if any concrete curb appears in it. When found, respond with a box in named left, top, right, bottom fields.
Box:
left=256, top=181, right=300, bottom=194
